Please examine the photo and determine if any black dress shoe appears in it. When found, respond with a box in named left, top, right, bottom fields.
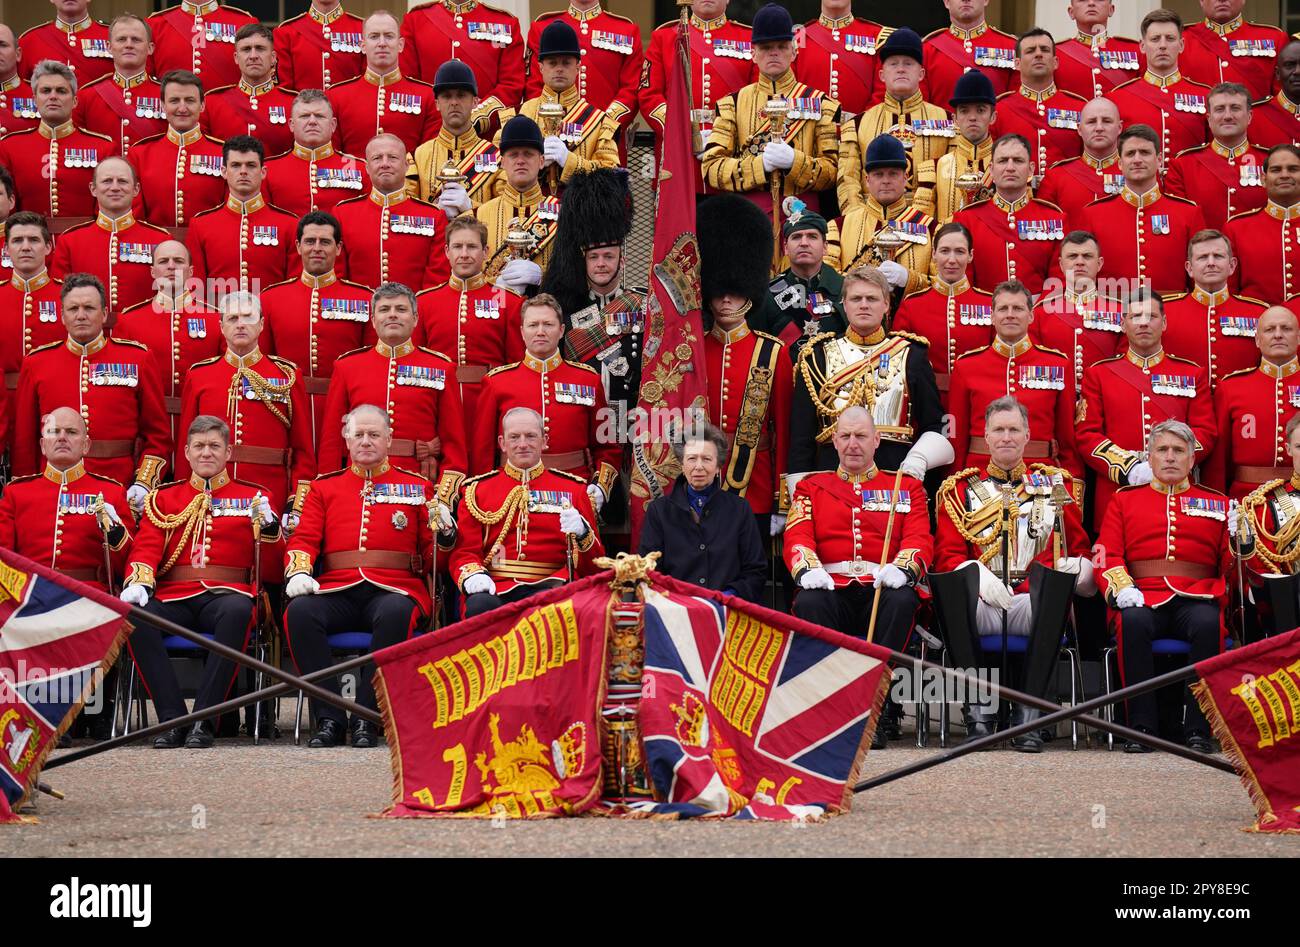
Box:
left=871, top=726, right=888, bottom=750
left=1009, top=706, right=1044, bottom=753
left=153, top=726, right=187, bottom=749
left=1124, top=728, right=1155, bottom=753
left=350, top=718, right=380, bottom=748
left=87, top=706, right=115, bottom=742
left=185, top=720, right=216, bottom=748
left=307, top=718, right=345, bottom=748
left=1186, top=733, right=1216, bottom=755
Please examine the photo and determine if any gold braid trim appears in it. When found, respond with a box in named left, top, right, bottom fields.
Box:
left=229, top=362, right=296, bottom=428
left=797, top=333, right=878, bottom=444
left=464, top=480, right=531, bottom=563
left=1242, top=480, right=1300, bottom=572
left=938, top=467, right=1010, bottom=566
left=142, top=491, right=211, bottom=574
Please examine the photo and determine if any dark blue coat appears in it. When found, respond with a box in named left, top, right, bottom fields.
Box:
left=638, top=476, right=768, bottom=602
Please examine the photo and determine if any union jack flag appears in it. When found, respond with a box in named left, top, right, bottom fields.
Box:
left=636, top=575, right=892, bottom=820
left=0, top=548, right=130, bottom=822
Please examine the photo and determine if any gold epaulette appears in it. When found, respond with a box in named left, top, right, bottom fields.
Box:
left=549, top=468, right=588, bottom=483
left=938, top=466, right=981, bottom=501
left=336, top=345, right=371, bottom=360
left=27, top=340, right=63, bottom=356
left=484, top=361, right=520, bottom=378
left=390, top=465, right=431, bottom=482
left=1036, top=344, right=1069, bottom=358
left=416, top=346, right=454, bottom=361
left=419, top=282, right=448, bottom=294
left=1162, top=194, right=1198, bottom=208
left=954, top=344, right=990, bottom=361
left=1028, top=462, right=1072, bottom=480
left=563, top=359, right=599, bottom=375
left=268, top=354, right=299, bottom=371
left=86, top=472, right=126, bottom=487
left=111, top=337, right=149, bottom=351
left=891, top=329, right=929, bottom=347
left=315, top=467, right=349, bottom=481
left=461, top=470, right=495, bottom=487
left=753, top=329, right=785, bottom=347
left=1034, top=198, right=1065, bottom=213
left=1240, top=294, right=1269, bottom=307
left=1162, top=291, right=1190, bottom=302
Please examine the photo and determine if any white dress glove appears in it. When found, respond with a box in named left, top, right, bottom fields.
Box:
left=762, top=140, right=795, bottom=172
left=464, top=572, right=496, bottom=596
left=281, top=511, right=300, bottom=534
left=874, top=563, right=909, bottom=589
left=120, top=584, right=150, bottom=607
left=1115, top=587, right=1146, bottom=609
left=285, top=573, right=320, bottom=598
left=437, top=181, right=472, bottom=218
left=127, top=483, right=148, bottom=512
left=585, top=483, right=605, bottom=514
left=799, top=567, right=835, bottom=590
left=559, top=505, right=588, bottom=537
left=769, top=514, right=787, bottom=537
left=1057, top=556, right=1096, bottom=596
left=970, top=560, right=1014, bottom=610
left=497, top=258, right=543, bottom=293
left=433, top=500, right=455, bottom=532
left=898, top=453, right=927, bottom=481
left=1127, top=460, right=1153, bottom=486
left=255, top=495, right=276, bottom=526
left=877, top=259, right=909, bottom=289
left=99, top=502, right=123, bottom=526
left=543, top=135, right=571, bottom=169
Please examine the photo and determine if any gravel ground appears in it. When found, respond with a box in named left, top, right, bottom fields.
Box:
left=4, top=719, right=1289, bottom=858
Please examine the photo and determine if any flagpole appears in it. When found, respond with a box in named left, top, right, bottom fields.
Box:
left=45, top=650, right=377, bottom=770
left=854, top=655, right=1231, bottom=794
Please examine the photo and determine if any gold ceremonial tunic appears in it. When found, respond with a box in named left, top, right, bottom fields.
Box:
left=475, top=180, right=559, bottom=278
left=828, top=195, right=934, bottom=294
left=407, top=126, right=502, bottom=205
left=838, top=90, right=950, bottom=210
left=505, top=84, right=620, bottom=190
left=700, top=68, right=839, bottom=199
left=916, top=134, right=993, bottom=224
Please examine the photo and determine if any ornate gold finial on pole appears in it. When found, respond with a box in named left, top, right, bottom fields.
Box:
left=595, top=551, right=661, bottom=591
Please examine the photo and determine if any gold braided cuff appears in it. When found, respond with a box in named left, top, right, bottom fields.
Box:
left=789, top=544, right=822, bottom=582
left=457, top=562, right=488, bottom=592
left=1090, top=440, right=1139, bottom=484
left=291, top=480, right=312, bottom=514
left=436, top=470, right=465, bottom=505
left=574, top=524, right=597, bottom=553
left=1103, top=566, right=1135, bottom=604
left=893, top=548, right=922, bottom=582
left=135, top=455, right=166, bottom=489
left=126, top=563, right=155, bottom=588
left=649, top=102, right=667, bottom=128
left=594, top=462, right=618, bottom=500
left=286, top=550, right=314, bottom=578
left=605, top=100, right=630, bottom=122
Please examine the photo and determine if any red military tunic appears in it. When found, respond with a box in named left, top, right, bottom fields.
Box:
left=260, top=270, right=374, bottom=445
left=327, top=68, right=439, bottom=157
left=1107, top=72, right=1210, bottom=168
left=201, top=80, right=298, bottom=157
left=1161, top=287, right=1265, bottom=390
left=1030, top=289, right=1127, bottom=392
left=286, top=461, right=435, bottom=611
left=334, top=189, right=449, bottom=290
left=1164, top=140, right=1269, bottom=231
left=0, top=462, right=131, bottom=590
left=0, top=121, right=115, bottom=217
left=72, top=73, right=166, bottom=156
left=264, top=142, right=368, bottom=216
left=0, top=75, right=40, bottom=137
left=176, top=349, right=315, bottom=514
left=1204, top=357, right=1300, bottom=498
left=948, top=336, right=1082, bottom=480
left=1077, top=349, right=1216, bottom=520
left=126, top=126, right=227, bottom=227
left=128, top=469, right=274, bottom=599
left=317, top=339, right=468, bottom=500
left=1096, top=479, right=1231, bottom=608
left=273, top=5, right=366, bottom=92
left=1248, top=91, right=1300, bottom=149
left=784, top=466, right=932, bottom=587
left=414, top=274, right=524, bottom=429
left=14, top=334, right=170, bottom=487
left=701, top=323, right=791, bottom=516
left=992, top=85, right=1086, bottom=183
left=187, top=193, right=301, bottom=292
left=1053, top=28, right=1144, bottom=100
left=793, top=14, right=889, bottom=117
left=450, top=461, right=603, bottom=595
left=0, top=271, right=64, bottom=398
left=893, top=276, right=995, bottom=402
left=641, top=13, right=756, bottom=195
left=50, top=211, right=170, bottom=313
left=1078, top=187, right=1206, bottom=297
left=934, top=461, right=1089, bottom=586
left=1036, top=151, right=1123, bottom=221
left=922, top=23, right=1018, bottom=107
left=525, top=5, right=642, bottom=133
left=953, top=194, right=1066, bottom=296
left=1223, top=201, right=1300, bottom=305
left=471, top=351, right=618, bottom=495
left=113, top=290, right=224, bottom=451
left=399, top=1, right=525, bottom=122
left=146, top=2, right=258, bottom=91
left=1181, top=15, right=1286, bottom=101
left=17, top=17, right=113, bottom=85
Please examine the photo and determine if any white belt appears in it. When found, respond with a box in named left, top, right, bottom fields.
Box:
left=823, top=560, right=882, bottom=577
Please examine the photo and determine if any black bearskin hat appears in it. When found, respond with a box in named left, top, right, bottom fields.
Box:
left=540, top=168, right=632, bottom=317
left=699, top=194, right=773, bottom=307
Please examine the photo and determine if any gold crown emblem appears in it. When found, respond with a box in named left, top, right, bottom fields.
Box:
left=669, top=691, right=708, bottom=748
left=653, top=233, right=702, bottom=313
left=551, top=721, right=587, bottom=779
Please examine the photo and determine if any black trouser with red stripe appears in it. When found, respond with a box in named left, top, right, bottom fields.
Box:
left=1116, top=598, right=1220, bottom=738
left=127, top=591, right=254, bottom=723
left=793, top=585, right=918, bottom=651
left=284, top=583, right=420, bottom=726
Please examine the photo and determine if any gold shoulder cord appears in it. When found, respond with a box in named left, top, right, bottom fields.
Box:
left=1242, top=485, right=1300, bottom=572
left=143, top=492, right=211, bottom=573
left=938, top=474, right=1010, bottom=566
left=797, top=338, right=878, bottom=429
left=464, top=481, right=531, bottom=552
left=229, top=363, right=296, bottom=428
